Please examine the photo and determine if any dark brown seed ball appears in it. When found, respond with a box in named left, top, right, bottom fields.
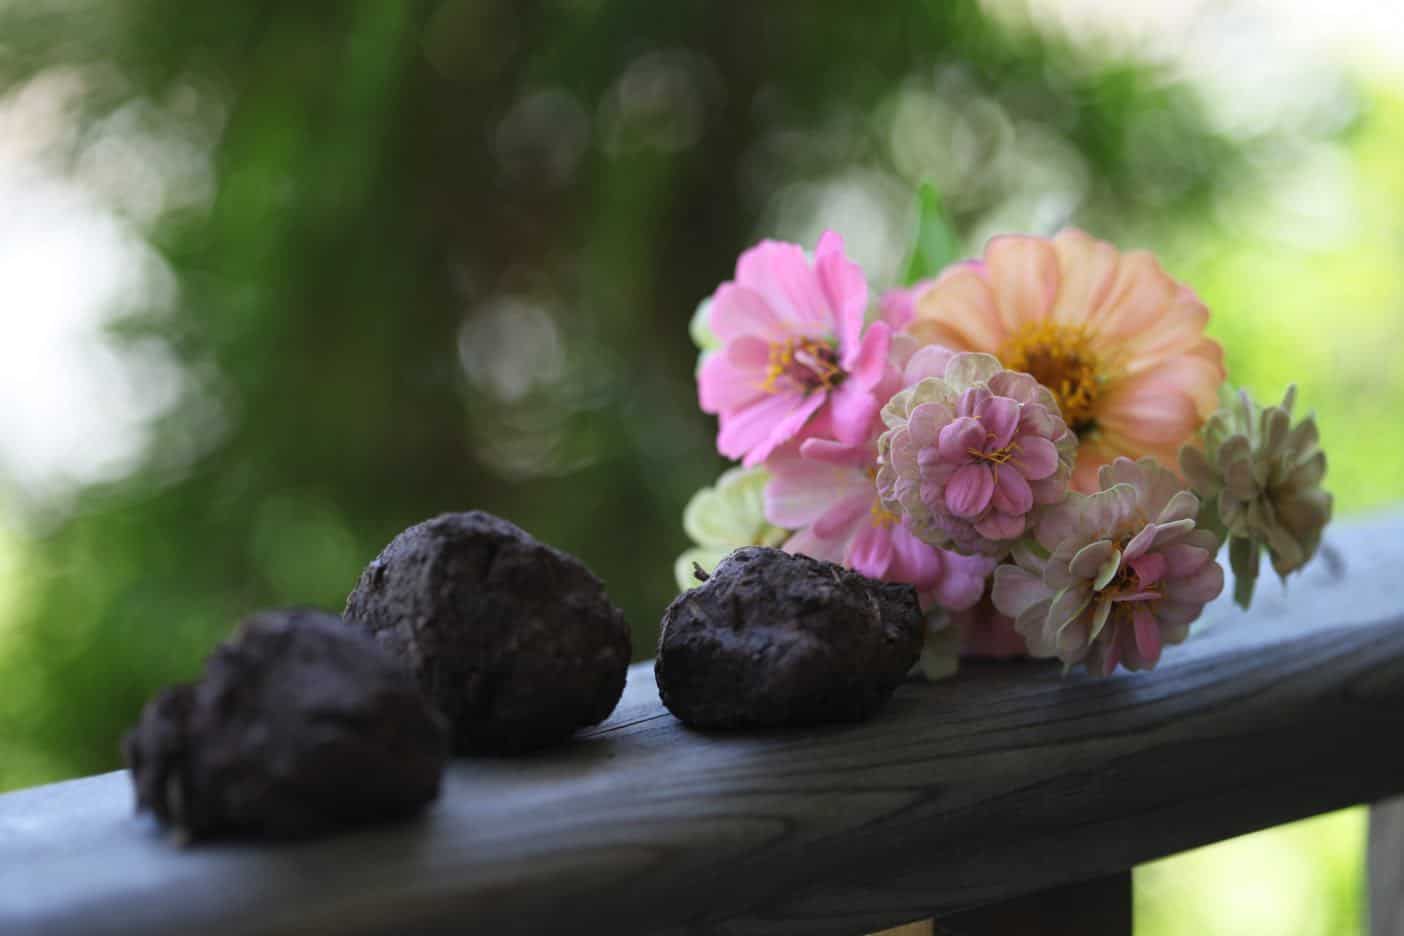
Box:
left=656, top=547, right=924, bottom=729
left=343, top=511, right=631, bottom=753
left=124, top=609, right=448, bottom=841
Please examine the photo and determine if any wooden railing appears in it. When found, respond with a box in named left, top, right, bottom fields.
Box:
left=3, top=512, right=1404, bottom=935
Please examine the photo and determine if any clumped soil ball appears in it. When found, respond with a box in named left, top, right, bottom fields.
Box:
left=124, top=608, right=448, bottom=841
left=656, top=547, right=924, bottom=729
left=344, top=511, right=631, bottom=753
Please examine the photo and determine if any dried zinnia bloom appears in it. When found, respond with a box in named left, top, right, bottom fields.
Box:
left=697, top=231, right=892, bottom=466
left=1179, top=385, right=1332, bottom=608
left=876, top=350, right=1077, bottom=557
left=907, top=230, right=1225, bottom=490
left=992, top=457, right=1224, bottom=676
left=674, top=466, right=788, bottom=591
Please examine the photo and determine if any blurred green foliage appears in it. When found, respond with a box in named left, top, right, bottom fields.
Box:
left=0, top=0, right=1255, bottom=787
left=0, top=2, right=1395, bottom=933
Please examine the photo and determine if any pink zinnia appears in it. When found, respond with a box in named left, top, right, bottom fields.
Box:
left=877, top=350, right=1077, bottom=557
left=697, top=232, right=892, bottom=466
left=765, top=437, right=993, bottom=612
left=991, top=456, right=1225, bottom=676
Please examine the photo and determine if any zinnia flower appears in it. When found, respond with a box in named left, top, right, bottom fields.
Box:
left=697, top=231, right=892, bottom=466
left=765, top=437, right=994, bottom=613
left=876, top=350, right=1077, bottom=557
left=674, top=467, right=788, bottom=591
left=992, top=456, right=1225, bottom=676
left=1179, top=385, right=1332, bottom=607
left=907, top=230, right=1225, bottom=490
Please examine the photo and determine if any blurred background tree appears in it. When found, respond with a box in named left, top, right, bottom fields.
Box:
left=2, top=1, right=1400, bottom=933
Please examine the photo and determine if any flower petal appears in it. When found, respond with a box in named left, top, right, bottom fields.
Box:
left=992, top=463, right=1034, bottom=516
left=992, top=563, right=1053, bottom=618
left=945, top=463, right=995, bottom=518
left=828, top=382, right=881, bottom=446
left=849, top=523, right=895, bottom=580
left=978, top=396, right=1021, bottom=449
left=1010, top=435, right=1059, bottom=480
left=843, top=320, right=891, bottom=385
left=1132, top=606, right=1162, bottom=667
left=735, top=239, right=829, bottom=332
left=938, top=417, right=987, bottom=463
left=765, top=457, right=869, bottom=528
left=816, top=230, right=869, bottom=355
left=709, top=282, right=789, bottom=343
left=985, top=234, right=1059, bottom=336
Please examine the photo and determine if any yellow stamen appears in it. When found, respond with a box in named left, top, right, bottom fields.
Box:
left=760, top=337, right=843, bottom=394
left=870, top=501, right=901, bottom=528
left=969, top=440, right=1020, bottom=465
left=1002, top=320, right=1103, bottom=434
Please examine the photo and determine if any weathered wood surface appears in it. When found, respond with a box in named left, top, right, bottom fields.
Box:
left=1373, top=796, right=1404, bottom=936
left=3, top=512, right=1404, bottom=936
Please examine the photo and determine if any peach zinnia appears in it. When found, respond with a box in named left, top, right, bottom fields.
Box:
left=907, top=230, right=1224, bottom=490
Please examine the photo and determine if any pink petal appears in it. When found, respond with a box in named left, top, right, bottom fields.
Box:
left=698, top=351, right=766, bottom=415
left=992, top=464, right=1034, bottom=516
left=812, top=491, right=873, bottom=540
left=938, top=417, right=987, bottom=463
left=709, top=283, right=788, bottom=343
left=978, top=396, right=1020, bottom=449
left=849, top=523, right=895, bottom=579
left=816, top=230, right=869, bottom=357
left=765, top=457, right=870, bottom=528
left=735, top=240, right=828, bottom=331
left=843, top=321, right=891, bottom=384
left=798, top=437, right=875, bottom=468
left=748, top=390, right=829, bottom=466
left=1010, top=435, right=1059, bottom=480
left=1128, top=551, right=1167, bottom=587
left=945, top=463, right=995, bottom=518
left=889, top=525, right=946, bottom=590
left=929, top=547, right=994, bottom=611
left=1132, top=606, right=1162, bottom=667
left=717, top=391, right=815, bottom=465
left=725, top=335, right=772, bottom=369
left=828, top=382, right=881, bottom=445
left=784, top=528, right=845, bottom=564
left=956, top=386, right=991, bottom=418
left=1164, top=560, right=1225, bottom=605
left=1160, top=543, right=1211, bottom=578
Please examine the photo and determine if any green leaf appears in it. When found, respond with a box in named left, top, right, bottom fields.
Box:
left=903, top=182, right=961, bottom=285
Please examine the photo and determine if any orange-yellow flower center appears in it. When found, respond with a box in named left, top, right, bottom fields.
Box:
left=761, top=337, right=843, bottom=394
left=1001, top=321, right=1101, bottom=435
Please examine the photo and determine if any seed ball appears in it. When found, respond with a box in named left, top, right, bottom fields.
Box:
left=344, top=511, right=631, bottom=753
left=656, top=547, right=924, bottom=729
left=124, top=608, right=448, bottom=841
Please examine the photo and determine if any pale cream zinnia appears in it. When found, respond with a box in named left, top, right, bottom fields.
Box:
left=908, top=230, right=1225, bottom=491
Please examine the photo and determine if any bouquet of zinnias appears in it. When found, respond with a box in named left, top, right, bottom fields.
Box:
left=677, top=197, right=1332, bottom=679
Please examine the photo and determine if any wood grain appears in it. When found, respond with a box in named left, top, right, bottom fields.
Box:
left=3, top=513, right=1404, bottom=936
left=1373, top=796, right=1404, bottom=936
